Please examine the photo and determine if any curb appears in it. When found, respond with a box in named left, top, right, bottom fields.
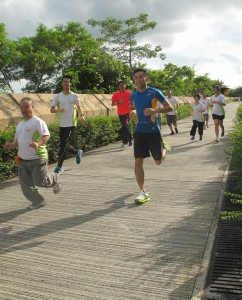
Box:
left=191, top=159, right=231, bottom=300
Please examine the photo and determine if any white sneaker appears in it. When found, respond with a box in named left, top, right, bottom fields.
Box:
left=134, top=191, right=150, bottom=204
left=215, top=138, right=220, bottom=143
left=121, top=143, right=128, bottom=148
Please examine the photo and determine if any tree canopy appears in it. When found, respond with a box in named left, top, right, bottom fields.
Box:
left=0, top=16, right=237, bottom=96
left=87, top=13, right=165, bottom=69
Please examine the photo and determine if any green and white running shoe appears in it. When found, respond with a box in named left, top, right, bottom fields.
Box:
left=163, top=140, right=171, bottom=152
left=134, top=190, right=150, bottom=204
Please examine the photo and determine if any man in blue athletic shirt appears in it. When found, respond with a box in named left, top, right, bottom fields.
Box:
left=130, top=68, right=173, bottom=204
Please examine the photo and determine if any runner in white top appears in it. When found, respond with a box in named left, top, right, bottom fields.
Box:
left=210, top=85, right=226, bottom=143
left=200, top=91, right=210, bottom=129
left=16, top=115, right=49, bottom=160
left=4, top=97, right=61, bottom=210
left=190, top=93, right=205, bottom=141
left=166, top=89, right=179, bottom=135
left=50, top=75, right=85, bottom=174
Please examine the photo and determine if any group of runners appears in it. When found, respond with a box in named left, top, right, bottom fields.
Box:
left=4, top=68, right=228, bottom=207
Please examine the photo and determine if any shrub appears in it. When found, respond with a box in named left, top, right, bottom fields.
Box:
left=220, top=103, right=242, bottom=221
left=161, top=103, right=192, bottom=125
left=0, top=127, right=18, bottom=181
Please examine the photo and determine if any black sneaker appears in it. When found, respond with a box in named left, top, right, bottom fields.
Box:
left=175, top=127, right=178, bottom=134
left=199, top=135, right=202, bottom=141
left=191, top=136, right=195, bottom=140
left=170, top=131, right=175, bottom=135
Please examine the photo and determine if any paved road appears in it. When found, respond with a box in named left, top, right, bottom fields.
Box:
left=0, top=102, right=239, bottom=300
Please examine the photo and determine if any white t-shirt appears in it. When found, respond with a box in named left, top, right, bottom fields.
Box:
left=15, top=116, right=50, bottom=160
left=166, top=97, right=177, bottom=115
left=51, top=92, right=80, bottom=127
left=210, top=94, right=226, bottom=116
left=192, top=102, right=205, bottom=122
left=200, top=97, right=210, bottom=114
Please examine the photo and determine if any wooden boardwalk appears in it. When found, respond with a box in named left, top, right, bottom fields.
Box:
left=0, top=102, right=239, bottom=300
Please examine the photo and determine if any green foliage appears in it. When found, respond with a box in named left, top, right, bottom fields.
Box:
left=220, top=211, right=242, bottom=221
left=0, top=23, right=22, bottom=92
left=220, top=104, right=242, bottom=221
left=0, top=127, right=18, bottom=181
left=147, top=65, right=226, bottom=97
left=230, top=104, right=242, bottom=174
left=161, top=103, right=192, bottom=125
left=87, top=13, right=165, bottom=69
left=224, top=192, right=242, bottom=205
left=17, top=22, right=102, bottom=93
left=1, top=17, right=239, bottom=94
left=229, top=86, right=242, bottom=97
left=77, top=116, right=119, bottom=151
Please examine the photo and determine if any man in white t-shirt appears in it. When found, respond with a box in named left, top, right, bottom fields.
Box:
left=50, top=75, right=85, bottom=174
left=4, top=97, right=61, bottom=210
left=210, top=85, right=226, bottom=143
left=200, top=91, right=210, bottom=129
left=166, top=90, right=179, bottom=135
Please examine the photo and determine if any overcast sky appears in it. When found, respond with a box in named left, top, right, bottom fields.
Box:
left=1, top=0, right=242, bottom=91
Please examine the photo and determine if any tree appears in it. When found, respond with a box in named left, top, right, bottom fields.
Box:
left=147, top=64, right=195, bottom=96
left=74, top=50, right=130, bottom=94
left=87, top=13, right=166, bottom=69
left=16, top=22, right=102, bottom=93
left=0, top=23, right=22, bottom=93
left=229, top=86, right=242, bottom=97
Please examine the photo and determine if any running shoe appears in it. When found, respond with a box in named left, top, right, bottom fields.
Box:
left=76, top=149, right=83, bottom=164
left=134, top=191, right=150, bottom=204
left=28, top=200, right=46, bottom=210
left=53, top=182, right=62, bottom=194
left=121, top=144, right=128, bottom=148
left=199, top=135, right=202, bottom=141
left=54, top=167, right=63, bottom=175
left=175, top=127, right=178, bottom=134
left=191, top=136, right=195, bottom=140
left=215, top=138, right=220, bottom=143
left=170, top=131, right=175, bottom=135
left=221, top=129, right=225, bottom=137
left=163, top=140, right=171, bottom=152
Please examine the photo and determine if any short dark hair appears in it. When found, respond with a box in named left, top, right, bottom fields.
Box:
left=213, top=85, right=220, bottom=91
left=62, top=75, right=73, bottom=82
left=193, top=93, right=201, bottom=99
left=118, top=80, right=126, bottom=85
left=133, top=68, right=148, bottom=76
left=221, top=86, right=230, bottom=95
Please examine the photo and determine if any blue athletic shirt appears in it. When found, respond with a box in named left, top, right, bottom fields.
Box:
left=131, top=87, right=166, bottom=133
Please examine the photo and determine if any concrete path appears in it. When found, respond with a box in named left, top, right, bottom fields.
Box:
left=0, top=102, right=239, bottom=300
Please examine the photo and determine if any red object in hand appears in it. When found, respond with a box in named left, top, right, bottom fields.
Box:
left=15, top=154, right=20, bottom=165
